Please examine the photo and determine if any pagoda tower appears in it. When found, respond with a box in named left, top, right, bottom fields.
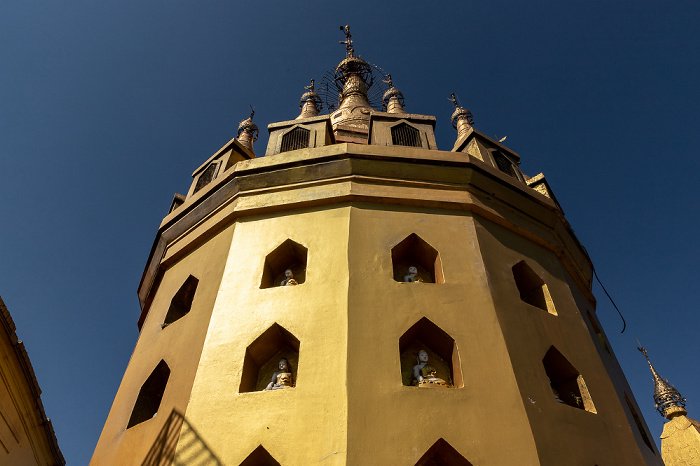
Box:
left=91, top=29, right=663, bottom=465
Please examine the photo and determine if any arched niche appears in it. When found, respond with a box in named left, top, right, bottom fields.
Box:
left=399, top=317, right=462, bottom=388
left=511, top=260, right=557, bottom=315
left=163, top=275, right=199, bottom=327
left=260, top=239, right=308, bottom=289
left=239, top=323, right=300, bottom=393
left=391, top=234, right=444, bottom=284
left=127, top=360, right=170, bottom=429
left=542, top=346, right=596, bottom=413
left=239, top=445, right=280, bottom=466
left=415, top=438, right=473, bottom=466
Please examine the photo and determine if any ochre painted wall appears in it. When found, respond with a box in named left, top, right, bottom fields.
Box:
left=177, top=206, right=351, bottom=464
left=90, top=224, right=235, bottom=465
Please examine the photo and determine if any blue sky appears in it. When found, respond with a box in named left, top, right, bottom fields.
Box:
left=1, top=1, right=699, bottom=463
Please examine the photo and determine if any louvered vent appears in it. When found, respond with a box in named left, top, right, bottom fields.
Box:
left=391, top=123, right=421, bottom=147
left=280, top=127, right=310, bottom=153
left=493, top=151, right=518, bottom=178
left=193, top=163, right=218, bottom=194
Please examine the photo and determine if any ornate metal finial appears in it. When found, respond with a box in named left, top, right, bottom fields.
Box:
left=637, top=343, right=687, bottom=419
left=449, top=93, right=475, bottom=137
left=340, top=25, right=354, bottom=58
left=297, top=79, right=323, bottom=119
left=237, top=105, right=259, bottom=153
left=382, top=74, right=405, bottom=113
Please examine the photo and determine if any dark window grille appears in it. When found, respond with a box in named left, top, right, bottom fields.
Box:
left=280, top=127, right=310, bottom=152
left=391, top=123, right=421, bottom=147
left=193, top=163, right=218, bottom=194
left=493, top=151, right=519, bottom=178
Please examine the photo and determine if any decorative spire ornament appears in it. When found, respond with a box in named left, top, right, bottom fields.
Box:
left=637, top=344, right=687, bottom=419
left=237, top=106, right=259, bottom=155
left=382, top=75, right=406, bottom=114
left=449, top=93, right=474, bottom=138
left=297, top=79, right=323, bottom=120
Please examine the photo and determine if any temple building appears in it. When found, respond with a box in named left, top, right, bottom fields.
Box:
left=91, top=27, right=663, bottom=465
left=0, top=296, right=64, bottom=466
left=639, top=347, right=700, bottom=465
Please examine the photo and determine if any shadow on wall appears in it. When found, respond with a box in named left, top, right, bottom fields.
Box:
left=141, top=409, right=223, bottom=466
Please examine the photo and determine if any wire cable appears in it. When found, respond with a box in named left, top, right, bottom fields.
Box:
left=593, top=267, right=626, bottom=333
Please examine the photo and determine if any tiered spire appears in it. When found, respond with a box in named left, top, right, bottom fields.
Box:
left=237, top=107, right=259, bottom=155
left=449, top=93, right=474, bottom=138
left=334, top=25, right=373, bottom=117
left=382, top=75, right=405, bottom=114
left=296, top=79, right=322, bottom=120
left=638, top=345, right=688, bottom=419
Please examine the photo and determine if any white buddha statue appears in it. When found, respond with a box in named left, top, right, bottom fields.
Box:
left=280, top=269, right=298, bottom=286
left=412, top=350, right=446, bottom=387
left=404, top=266, right=422, bottom=283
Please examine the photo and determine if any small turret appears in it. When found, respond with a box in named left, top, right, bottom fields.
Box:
left=237, top=107, right=259, bottom=155
left=381, top=75, right=406, bottom=114
left=449, top=93, right=474, bottom=139
left=297, top=79, right=323, bottom=120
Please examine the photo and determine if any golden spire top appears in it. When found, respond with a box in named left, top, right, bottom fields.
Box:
left=637, top=344, right=687, bottom=419
left=449, top=93, right=474, bottom=138
left=237, top=106, right=259, bottom=154
left=382, top=75, right=406, bottom=114
left=339, top=25, right=355, bottom=58
left=297, top=79, right=323, bottom=120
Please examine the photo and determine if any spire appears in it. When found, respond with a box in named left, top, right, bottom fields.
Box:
left=331, top=25, right=374, bottom=139
left=449, top=93, right=474, bottom=138
left=296, top=79, right=322, bottom=120
left=382, top=75, right=406, bottom=114
left=637, top=344, right=687, bottom=419
left=237, top=106, right=259, bottom=155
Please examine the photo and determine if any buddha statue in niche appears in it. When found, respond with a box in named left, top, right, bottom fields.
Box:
left=412, top=350, right=447, bottom=387
left=404, top=266, right=423, bottom=283
left=265, top=358, right=294, bottom=390
left=280, top=269, right=298, bottom=286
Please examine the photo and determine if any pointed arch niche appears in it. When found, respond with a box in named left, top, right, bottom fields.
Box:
left=542, top=346, right=596, bottom=413
left=391, top=234, right=444, bottom=284
left=511, top=260, right=556, bottom=315
left=415, top=438, right=473, bottom=466
left=239, top=323, right=300, bottom=393
left=239, top=445, right=281, bottom=466
left=163, top=275, right=199, bottom=327
left=127, top=360, right=170, bottom=429
left=399, top=318, right=462, bottom=388
left=260, top=239, right=308, bottom=289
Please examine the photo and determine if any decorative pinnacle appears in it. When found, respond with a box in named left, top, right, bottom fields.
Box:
left=382, top=74, right=405, bottom=113
left=637, top=343, right=687, bottom=419
left=449, top=93, right=475, bottom=135
left=297, top=79, right=322, bottom=118
left=339, top=25, right=354, bottom=58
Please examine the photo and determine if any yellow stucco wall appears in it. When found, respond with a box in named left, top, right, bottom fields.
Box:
left=95, top=142, right=664, bottom=465
left=178, top=206, right=350, bottom=464
left=90, top=224, right=235, bottom=465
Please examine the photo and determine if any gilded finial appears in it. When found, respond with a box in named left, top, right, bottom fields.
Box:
left=237, top=105, right=259, bottom=154
left=449, top=93, right=474, bottom=137
left=297, top=79, right=323, bottom=119
left=340, top=25, right=354, bottom=58
left=382, top=74, right=406, bottom=113
left=637, top=342, right=687, bottom=419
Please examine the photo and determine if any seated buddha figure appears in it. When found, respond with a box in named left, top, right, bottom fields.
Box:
left=280, top=269, right=298, bottom=286
left=265, top=358, right=294, bottom=390
left=404, top=266, right=423, bottom=283
left=412, top=350, right=447, bottom=387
